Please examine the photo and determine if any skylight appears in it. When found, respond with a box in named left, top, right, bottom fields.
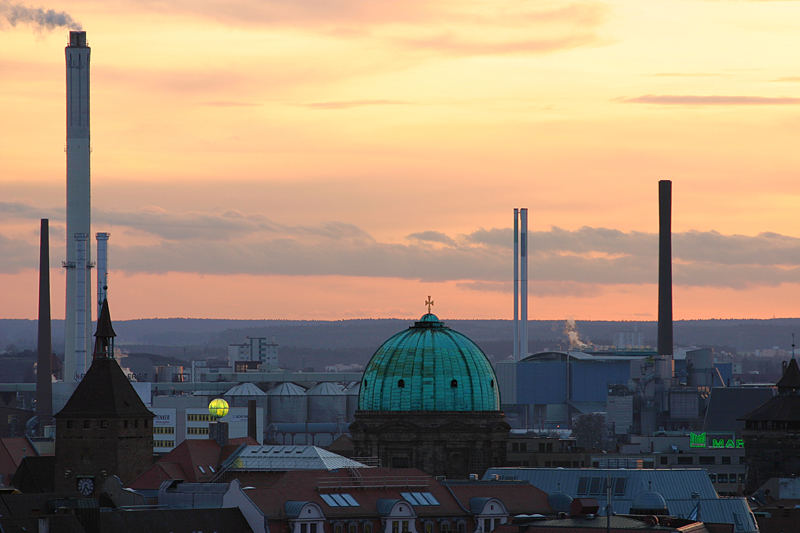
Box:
left=321, top=493, right=360, bottom=507
left=401, top=492, right=439, bottom=506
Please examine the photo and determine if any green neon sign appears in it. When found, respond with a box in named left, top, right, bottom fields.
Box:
left=689, top=433, right=744, bottom=449
left=690, top=432, right=706, bottom=448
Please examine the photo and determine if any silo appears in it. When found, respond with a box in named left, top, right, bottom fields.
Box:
left=344, top=381, right=360, bottom=422
left=307, top=382, right=346, bottom=423
left=266, top=382, right=308, bottom=423
left=223, top=382, right=266, bottom=407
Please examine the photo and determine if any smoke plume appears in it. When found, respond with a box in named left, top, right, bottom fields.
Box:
left=564, top=319, right=590, bottom=350
left=0, top=1, right=81, bottom=31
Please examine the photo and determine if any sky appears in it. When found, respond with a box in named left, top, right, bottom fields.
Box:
left=1, top=0, right=799, bottom=321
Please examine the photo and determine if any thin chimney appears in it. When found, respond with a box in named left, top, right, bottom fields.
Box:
left=657, top=180, right=673, bottom=356
left=513, top=208, right=519, bottom=361
left=248, top=399, right=258, bottom=442
left=36, top=219, right=53, bottom=431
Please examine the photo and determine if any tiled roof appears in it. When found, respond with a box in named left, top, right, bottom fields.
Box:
left=232, top=468, right=465, bottom=519
left=130, top=439, right=222, bottom=490
left=704, top=387, right=775, bottom=431
left=444, top=481, right=551, bottom=515
left=740, top=395, right=800, bottom=422
left=54, top=357, right=153, bottom=419
left=776, top=358, right=800, bottom=391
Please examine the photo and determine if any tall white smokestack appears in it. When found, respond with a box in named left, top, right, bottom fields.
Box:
left=96, top=232, right=109, bottom=317
left=520, top=208, right=528, bottom=358
left=73, top=233, right=89, bottom=380
left=513, top=208, right=519, bottom=361
left=64, top=30, right=92, bottom=383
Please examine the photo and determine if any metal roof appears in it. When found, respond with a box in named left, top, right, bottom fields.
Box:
left=224, top=382, right=266, bottom=396
left=266, top=382, right=307, bottom=396
left=484, top=468, right=757, bottom=532
left=359, top=313, right=500, bottom=412
left=307, top=382, right=345, bottom=396
left=228, top=445, right=369, bottom=471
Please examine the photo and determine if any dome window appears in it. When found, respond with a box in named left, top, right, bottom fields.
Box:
left=451, top=379, right=458, bottom=388
left=364, top=380, right=367, bottom=387
left=398, top=379, right=405, bottom=388
left=490, top=380, right=494, bottom=388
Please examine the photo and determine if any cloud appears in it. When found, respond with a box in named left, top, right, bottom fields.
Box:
left=398, top=32, right=600, bottom=57
left=302, top=100, right=409, bottom=110
left=0, top=1, right=81, bottom=31
left=621, top=94, right=800, bottom=105
left=3, top=202, right=800, bottom=292
left=772, top=77, right=800, bottom=83
left=407, top=231, right=456, bottom=246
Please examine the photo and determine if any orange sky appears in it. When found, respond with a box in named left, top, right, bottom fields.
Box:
left=1, top=0, right=799, bottom=320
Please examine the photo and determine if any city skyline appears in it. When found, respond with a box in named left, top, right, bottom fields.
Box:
left=1, top=0, right=800, bottom=320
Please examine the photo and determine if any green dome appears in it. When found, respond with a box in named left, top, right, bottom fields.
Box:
left=358, top=314, right=500, bottom=412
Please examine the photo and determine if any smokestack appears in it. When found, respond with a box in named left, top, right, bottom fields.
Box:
left=96, top=232, right=109, bottom=318
left=657, top=180, right=673, bottom=356
left=513, top=209, right=519, bottom=361
left=520, top=208, right=528, bottom=358
left=64, top=30, right=92, bottom=383
left=248, top=399, right=258, bottom=442
left=36, top=219, right=53, bottom=431
left=73, top=233, right=89, bottom=379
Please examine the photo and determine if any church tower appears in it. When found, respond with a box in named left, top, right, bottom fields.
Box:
left=742, top=355, right=800, bottom=492
left=54, top=299, right=154, bottom=495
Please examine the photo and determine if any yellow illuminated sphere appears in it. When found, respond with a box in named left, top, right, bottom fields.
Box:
left=208, top=398, right=229, bottom=418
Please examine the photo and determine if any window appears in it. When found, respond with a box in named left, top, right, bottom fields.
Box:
left=721, top=456, right=731, bottom=465
left=451, top=379, right=458, bottom=388
left=589, top=477, right=603, bottom=495
left=302, top=524, right=309, bottom=533
left=660, top=456, right=669, bottom=465
left=398, top=379, right=405, bottom=388
left=613, top=478, right=627, bottom=496
left=334, top=524, right=343, bottom=533
left=457, top=522, right=466, bottom=533
left=425, top=522, right=433, bottom=533
left=677, top=456, right=693, bottom=465
left=154, top=427, right=175, bottom=434
left=440, top=522, right=450, bottom=533
left=311, top=524, right=318, bottom=533
left=401, top=492, right=439, bottom=506
left=187, top=414, right=215, bottom=422
left=392, top=522, right=399, bottom=533
left=709, top=473, right=717, bottom=483
left=363, top=524, right=372, bottom=533
left=154, top=439, right=175, bottom=448
left=321, top=494, right=360, bottom=507
left=577, top=477, right=589, bottom=495
left=699, top=456, right=715, bottom=465
left=67, top=420, right=73, bottom=429
left=83, top=420, right=90, bottom=429
left=402, top=521, right=410, bottom=533
left=187, top=427, right=209, bottom=435
left=349, top=523, right=357, bottom=533
left=483, top=519, right=491, bottom=532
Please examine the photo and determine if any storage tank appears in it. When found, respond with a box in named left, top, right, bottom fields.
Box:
left=223, top=382, right=266, bottom=407
left=266, top=382, right=307, bottom=423
left=344, top=381, right=360, bottom=421
left=306, top=382, right=346, bottom=423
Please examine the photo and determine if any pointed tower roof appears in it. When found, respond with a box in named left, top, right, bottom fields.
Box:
left=777, top=358, right=800, bottom=393
left=56, top=298, right=151, bottom=419
left=95, top=298, right=116, bottom=338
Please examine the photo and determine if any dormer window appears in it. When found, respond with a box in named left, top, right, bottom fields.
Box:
left=398, top=379, right=405, bottom=388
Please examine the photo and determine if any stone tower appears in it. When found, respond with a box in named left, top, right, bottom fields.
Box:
left=54, top=299, right=154, bottom=495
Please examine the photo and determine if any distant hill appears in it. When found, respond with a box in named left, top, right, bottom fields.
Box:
left=2, top=317, right=799, bottom=371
